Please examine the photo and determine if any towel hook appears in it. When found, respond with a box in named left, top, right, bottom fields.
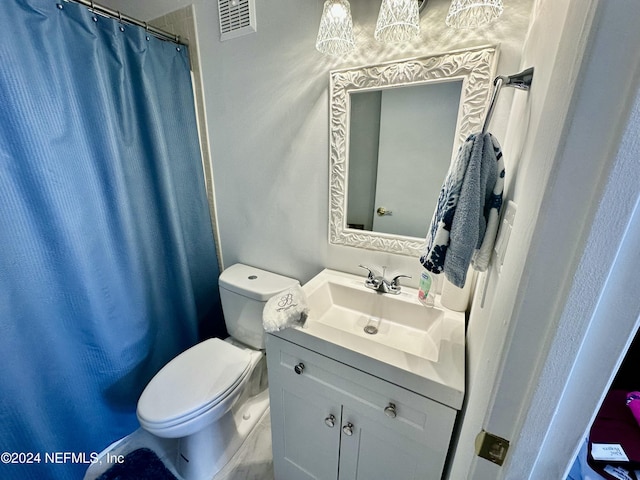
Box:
left=481, top=67, right=534, bottom=134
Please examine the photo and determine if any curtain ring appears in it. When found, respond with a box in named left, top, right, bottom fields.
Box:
left=117, top=11, right=125, bottom=32
left=90, top=0, right=98, bottom=21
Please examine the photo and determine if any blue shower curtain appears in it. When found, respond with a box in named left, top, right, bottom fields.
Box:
left=0, top=1, right=222, bottom=479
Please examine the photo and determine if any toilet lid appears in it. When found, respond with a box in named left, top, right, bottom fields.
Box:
left=137, top=338, right=251, bottom=426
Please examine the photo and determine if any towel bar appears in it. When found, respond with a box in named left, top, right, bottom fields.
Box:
left=481, top=67, right=534, bottom=134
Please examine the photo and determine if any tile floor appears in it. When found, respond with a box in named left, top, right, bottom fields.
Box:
left=84, top=408, right=274, bottom=480
left=212, top=408, right=274, bottom=480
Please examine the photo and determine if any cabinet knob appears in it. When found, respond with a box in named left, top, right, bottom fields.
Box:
left=384, top=403, right=397, bottom=418
left=342, top=422, right=354, bottom=436
left=294, top=363, right=305, bottom=375
left=325, top=414, right=336, bottom=428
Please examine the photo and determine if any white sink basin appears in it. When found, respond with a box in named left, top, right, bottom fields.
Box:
left=302, top=270, right=443, bottom=362
left=270, top=268, right=466, bottom=409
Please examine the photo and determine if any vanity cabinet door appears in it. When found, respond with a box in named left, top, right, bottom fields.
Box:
left=338, top=406, right=442, bottom=480
left=267, top=340, right=341, bottom=480
left=269, top=377, right=341, bottom=480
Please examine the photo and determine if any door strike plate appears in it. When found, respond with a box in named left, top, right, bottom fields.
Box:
left=475, top=430, right=510, bottom=466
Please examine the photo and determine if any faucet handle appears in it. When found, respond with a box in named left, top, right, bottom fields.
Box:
left=358, top=265, right=376, bottom=281
left=359, top=265, right=382, bottom=289
left=390, top=274, right=411, bottom=287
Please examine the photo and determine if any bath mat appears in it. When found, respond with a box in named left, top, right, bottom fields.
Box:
left=97, top=448, right=177, bottom=480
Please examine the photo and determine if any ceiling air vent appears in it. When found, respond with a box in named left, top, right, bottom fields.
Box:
left=218, top=0, right=256, bottom=41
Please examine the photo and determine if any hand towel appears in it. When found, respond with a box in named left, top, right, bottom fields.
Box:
left=472, top=134, right=505, bottom=271
left=445, top=132, right=498, bottom=287
left=420, top=133, right=505, bottom=288
left=262, top=285, right=308, bottom=333
left=420, top=134, right=479, bottom=275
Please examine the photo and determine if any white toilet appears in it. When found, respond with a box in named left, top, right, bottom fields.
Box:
left=136, top=263, right=298, bottom=480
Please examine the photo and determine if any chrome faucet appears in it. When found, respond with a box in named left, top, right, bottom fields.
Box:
left=359, top=265, right=411, bottom=295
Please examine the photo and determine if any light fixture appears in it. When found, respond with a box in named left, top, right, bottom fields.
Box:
left=316, top=0, right=356, bottom=56
left=374, top=0, right=421, bottom=43
left=445, top=0, right=504, bottom=29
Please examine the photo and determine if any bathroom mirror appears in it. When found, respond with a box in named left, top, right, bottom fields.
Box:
left=329, top=45, right=498, bottom=256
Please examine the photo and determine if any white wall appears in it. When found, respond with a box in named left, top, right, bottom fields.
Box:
left=446, top=0, right=582, bottom=475
left=446, top=0, right=640, bottom=478
left=485, top=0, right=640, bottom=477
left=99, top=0, right=533, bottom=285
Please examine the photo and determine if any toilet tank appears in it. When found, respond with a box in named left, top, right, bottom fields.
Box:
left=219, top=264, right=299, bottom=349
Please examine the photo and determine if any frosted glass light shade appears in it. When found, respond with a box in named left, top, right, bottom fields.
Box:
left=316, top=0, right=356, bottom=56
left=445, top=0, right=504, bottom=29
left=375, top=0, right=420, bottom=43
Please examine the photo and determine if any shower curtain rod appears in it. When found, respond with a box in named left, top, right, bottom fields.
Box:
left=66, top=0, right=186, bottom=45
left=481, top=67, right=534, bottom=134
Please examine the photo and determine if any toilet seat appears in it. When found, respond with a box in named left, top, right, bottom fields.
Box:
left=137, top=338, right=252, bottom=430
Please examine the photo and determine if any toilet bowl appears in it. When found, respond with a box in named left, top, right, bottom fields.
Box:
left=137, top=338, right=255, bottom=438
left=136, top=264, right=298, bottom=480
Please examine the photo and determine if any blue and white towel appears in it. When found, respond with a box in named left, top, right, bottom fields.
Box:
left=472, top=135, right=505, bottom=272
left=420, top=134, right=480, bottom=277
left=420, top=133, right=504, bottom=288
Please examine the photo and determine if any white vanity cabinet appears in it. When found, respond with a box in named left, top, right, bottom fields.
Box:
left=266, top=334, right=457, bottom=480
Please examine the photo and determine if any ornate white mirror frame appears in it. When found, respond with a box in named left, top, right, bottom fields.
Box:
left=328, top=45, right=499, bottom=256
